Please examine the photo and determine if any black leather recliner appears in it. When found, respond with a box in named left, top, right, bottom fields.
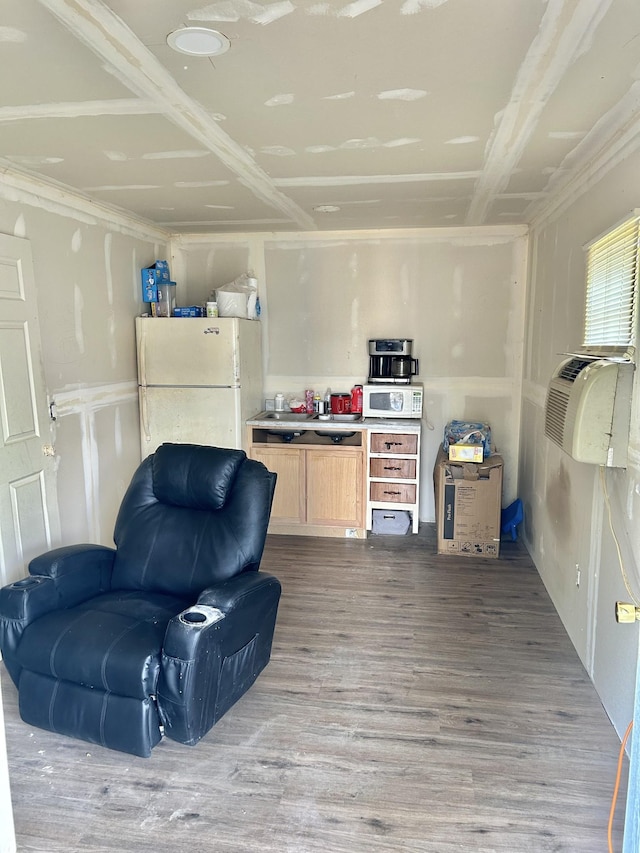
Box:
left=0, top=443, right=280, bottom=757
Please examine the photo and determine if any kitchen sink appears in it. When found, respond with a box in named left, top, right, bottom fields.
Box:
left=268, top=430, right=306, bottom=442
left=327, top=413, right=361, bottom=422
left=261, top=411, right=314, bottom=421
left=314, top=430, right=357, bottom=443
left=258, top=411, right=362, bottom=422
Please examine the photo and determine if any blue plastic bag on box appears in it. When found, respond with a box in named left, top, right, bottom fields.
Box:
left=443, top=420, right=491, bottom=457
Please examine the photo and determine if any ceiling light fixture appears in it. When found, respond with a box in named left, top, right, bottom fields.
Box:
left=167, top=27, right=230, bottom=57
left=314, top=205, right=341, bottom=213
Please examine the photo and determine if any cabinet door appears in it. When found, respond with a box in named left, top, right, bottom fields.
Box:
left=250, top=447, right=305, bottom=524
left=306, top=450, right=363, bottom=528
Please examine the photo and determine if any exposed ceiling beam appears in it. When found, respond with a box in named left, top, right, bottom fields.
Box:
left=527, top=80, right=640, bottom=228
left=36, top=0, right=317, bottom=230
left=0, top=100, right=161, bottom=122
left=0, top=158, right=170, bottom=239
left=466, top=0, right=612, bottom=225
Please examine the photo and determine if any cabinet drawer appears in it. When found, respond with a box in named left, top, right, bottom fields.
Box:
left=370, top=433, right=418, bottom=455
left=370, top=481, right=417, bottom=503
left=370, top=457, right=416, bottom=479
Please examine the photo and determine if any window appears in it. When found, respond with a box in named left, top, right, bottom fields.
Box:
left=581, top=212, right=639, bottom=360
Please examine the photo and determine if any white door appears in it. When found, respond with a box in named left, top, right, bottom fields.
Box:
left=0, top=233, right=59, bottom=587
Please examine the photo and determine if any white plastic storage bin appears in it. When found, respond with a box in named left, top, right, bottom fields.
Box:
left=371, top=509, right=411, bottom=535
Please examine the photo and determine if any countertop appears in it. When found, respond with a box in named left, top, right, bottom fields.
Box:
left=247, top=412, right=421, bottom=433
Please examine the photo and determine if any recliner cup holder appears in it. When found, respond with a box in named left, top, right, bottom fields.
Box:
left=12, top=577, right=42, bottom=589
left=183, top=611, right=206, bottom=623
left=179, top=605, right=225, bottom=627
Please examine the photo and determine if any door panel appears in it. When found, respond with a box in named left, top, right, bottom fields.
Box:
left=0, top=324, right=38, bottom=441
left=307, top=450, right=363, bottom=527
left=139, top=386, right=240, bottom=457
left=250, top=447, right=305, bottom=524
left=136, top=317, right=240, bottom=387
left=0, top=234, right=59, bottom=586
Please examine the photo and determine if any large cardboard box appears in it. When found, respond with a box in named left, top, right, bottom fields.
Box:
left=434, top=446, right=503, bottom=558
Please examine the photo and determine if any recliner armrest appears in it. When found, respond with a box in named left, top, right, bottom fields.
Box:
left=196, top=571, right=281, bottom=614
left=29, top=543, right=115, bottom=587
left=158, top=571, right=281, bottom=746
left=2, top=544, right=115, bottom=621
left=0, top=544, right=116, bottom=684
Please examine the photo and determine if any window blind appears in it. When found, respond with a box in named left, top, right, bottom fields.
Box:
left=583, top=214, right=639, bottom=358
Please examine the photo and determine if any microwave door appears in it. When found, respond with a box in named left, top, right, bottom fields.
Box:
left=389, top=391, right=404, bottom=413
left=370, top=391, right=390, bottom=412
left=370, top=391, right=404, bottom=413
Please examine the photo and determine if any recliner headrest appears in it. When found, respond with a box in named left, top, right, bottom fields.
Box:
left=152, top=443, right=246, bottom=511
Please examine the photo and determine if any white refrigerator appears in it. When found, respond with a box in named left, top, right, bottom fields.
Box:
left=136, top=316, right=263, bottom=458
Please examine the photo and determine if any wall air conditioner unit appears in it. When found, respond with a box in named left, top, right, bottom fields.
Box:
left=544, top=357, right=634, bottom=467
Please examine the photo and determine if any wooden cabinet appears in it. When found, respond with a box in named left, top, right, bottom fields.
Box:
left=249, top=431, right=365, bottom=538
left=250, top=447, right=305, bottom=524
left=367, top=428, right=421, bottom=534
left=248, top=420, right=419, bottom=537
left=306, top=449, right=363, bottom=527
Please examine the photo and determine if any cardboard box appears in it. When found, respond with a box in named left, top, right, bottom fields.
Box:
left=434, top=446, right=503, bottom=558
left=141, top=261, right=170, bottom=303
left=174, top=306, right=204, bottom=317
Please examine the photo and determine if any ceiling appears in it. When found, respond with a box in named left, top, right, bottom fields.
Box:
left=2, top=0, right=640, bottom=234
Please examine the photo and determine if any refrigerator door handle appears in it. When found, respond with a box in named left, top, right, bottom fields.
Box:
left=137, top=326, right=146, bottom=387
left=140, top=386, right=151, bottom=444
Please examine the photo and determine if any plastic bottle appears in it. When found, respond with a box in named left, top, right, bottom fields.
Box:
left=305, top=389, right=314, bottom=414
left=324, top=388, right=331, bottom=412
left=350, top=384, right=363, bottom=414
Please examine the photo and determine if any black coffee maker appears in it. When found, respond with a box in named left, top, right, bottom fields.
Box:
left=368, top=339, right=419, bottom=384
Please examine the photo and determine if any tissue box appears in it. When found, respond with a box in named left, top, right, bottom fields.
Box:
left=448, top=444, right=484, bottom=463
left=444, top=420, right=491, bottom=460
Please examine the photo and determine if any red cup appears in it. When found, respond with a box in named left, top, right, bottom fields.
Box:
left=330, top=393, right=351, bottom=414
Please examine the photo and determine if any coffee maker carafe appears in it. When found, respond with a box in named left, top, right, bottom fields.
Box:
left=368, top=339, right=419, bottom=384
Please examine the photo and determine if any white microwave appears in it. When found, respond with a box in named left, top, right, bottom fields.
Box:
left=363, top=384, right=423, bottom=418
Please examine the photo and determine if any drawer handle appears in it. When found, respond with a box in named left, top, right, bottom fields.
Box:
left=384, top=441, right=403, bottom=450
left=383, top=465, right=401, bottom=471
left=384, top=490, right=402, bottom=496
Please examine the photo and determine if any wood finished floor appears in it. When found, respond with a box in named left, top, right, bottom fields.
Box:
left=3, top=525, right=628, bottom=852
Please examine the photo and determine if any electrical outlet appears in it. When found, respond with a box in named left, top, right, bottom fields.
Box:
left=615, top=602, right=640, bottom=623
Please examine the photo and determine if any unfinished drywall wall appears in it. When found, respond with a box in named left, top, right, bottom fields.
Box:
left=0, top=193, right=168, bottom=552
left=523, top=150, right=640, bottom=736
left=174, top=227, right=528, bottom=521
